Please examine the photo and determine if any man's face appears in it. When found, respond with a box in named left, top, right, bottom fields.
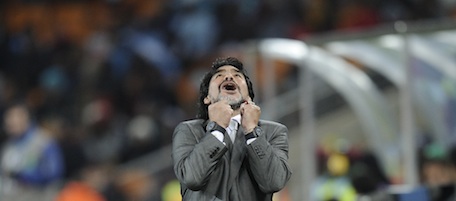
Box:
left=4, top=106, right=30, bottom=137
left=204, top=65, right=249, bottom=108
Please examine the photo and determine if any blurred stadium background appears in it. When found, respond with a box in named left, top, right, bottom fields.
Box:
left=0, top=0, right=455, bottom=201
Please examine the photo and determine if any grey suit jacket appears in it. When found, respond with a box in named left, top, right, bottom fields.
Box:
left=172, top=119, right=292, bottom=201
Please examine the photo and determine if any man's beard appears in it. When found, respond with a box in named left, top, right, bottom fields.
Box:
left=229, top=100, right=244, bottom=110
left=216, top=95, right=244, bottom=110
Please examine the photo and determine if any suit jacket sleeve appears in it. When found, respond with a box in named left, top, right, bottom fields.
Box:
left=172, top=120, right=228, bottom=190
left=246, top=121, right=292, bottom=193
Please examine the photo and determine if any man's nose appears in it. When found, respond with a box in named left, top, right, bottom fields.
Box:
left=224, top=73, right=234, bottom=80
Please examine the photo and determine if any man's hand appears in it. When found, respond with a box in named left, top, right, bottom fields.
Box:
left=240, top=97, right=260, bottom=134
left=208, top=100, right=233, bottom=128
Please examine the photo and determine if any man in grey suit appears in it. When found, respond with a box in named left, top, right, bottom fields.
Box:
left=172, top=57, right=292, bottom=201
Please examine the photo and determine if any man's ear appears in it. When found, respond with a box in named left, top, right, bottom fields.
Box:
left=204, top=97, right=211, bottom=105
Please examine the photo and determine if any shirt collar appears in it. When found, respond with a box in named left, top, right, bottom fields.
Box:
left=231, top=114, right=241, bottom=128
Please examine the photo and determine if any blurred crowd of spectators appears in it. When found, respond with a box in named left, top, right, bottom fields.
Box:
left=311, top=138, right=456, bottom=201
left=0, top=0, right=456, bottom=200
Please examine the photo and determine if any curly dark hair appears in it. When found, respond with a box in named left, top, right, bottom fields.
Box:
left=196, top=57, right=255, bottom=120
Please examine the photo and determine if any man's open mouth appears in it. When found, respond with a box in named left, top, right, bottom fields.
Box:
left=220, top=82, right=238, bottom=91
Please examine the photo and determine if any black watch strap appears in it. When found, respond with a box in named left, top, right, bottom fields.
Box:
left=207, top=121, right=226, bottom=133
left=245, top=126, right=261, bottom=140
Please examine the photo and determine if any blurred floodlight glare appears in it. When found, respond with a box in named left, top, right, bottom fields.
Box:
left=377, top=34, right=403, bottom=50
left=258, top=38, right=309, bottom=62
left=325, top=41, right=347, bottom=52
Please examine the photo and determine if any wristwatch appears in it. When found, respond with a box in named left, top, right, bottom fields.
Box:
left=245, top=126, right=262, bottom=140
left=206, top=121, right=226, bottom=133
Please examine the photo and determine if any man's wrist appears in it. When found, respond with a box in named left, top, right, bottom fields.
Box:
left=207, top=121, right=226, bottom=133
left=245, top=126, right=262, bottom=140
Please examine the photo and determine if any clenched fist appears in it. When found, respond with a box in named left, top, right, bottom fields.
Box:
left=208, top=100, right=233, bottom=128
